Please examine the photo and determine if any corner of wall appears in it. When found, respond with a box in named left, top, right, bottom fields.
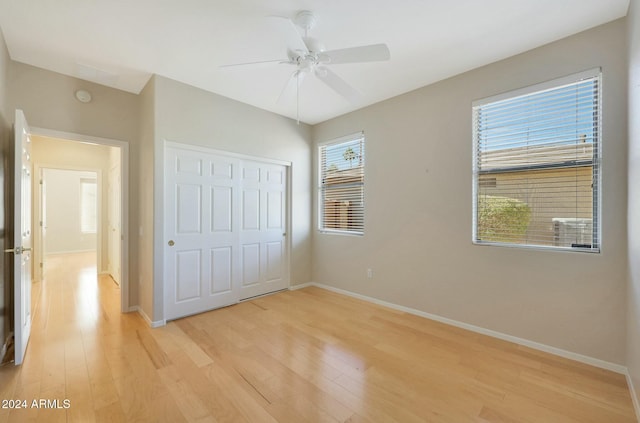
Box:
left=0, top=23, right=12, bottom=360
left=137, top=73, right=157, bottom=321
left=627, top=0, right=640, bottom=418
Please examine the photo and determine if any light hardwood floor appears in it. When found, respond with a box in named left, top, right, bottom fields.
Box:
left=0, top=252, right=637, bottom=422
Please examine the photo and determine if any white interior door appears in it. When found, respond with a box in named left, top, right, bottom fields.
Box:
left=238, top=161, right=288, bottom=300
left=165, top=146, right=289, bottom=321
left=11, top=110, right=32, bottom=365
left=165, top=147, right=239, bottom=320
left=108, top=163, right=121, bottom=285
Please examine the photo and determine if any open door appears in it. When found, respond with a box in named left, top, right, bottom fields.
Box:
left=7, top=110, right=32, bottom=365
left=108, top=159, right=121, bottom=285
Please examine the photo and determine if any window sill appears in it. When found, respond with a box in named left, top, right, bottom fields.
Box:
left=319, top=229, right=364, bottom=237
left=473, top=240, right=600, bottom=254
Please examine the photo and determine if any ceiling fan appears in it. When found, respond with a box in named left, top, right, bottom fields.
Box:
left=220, top=10, right=391, bottom=122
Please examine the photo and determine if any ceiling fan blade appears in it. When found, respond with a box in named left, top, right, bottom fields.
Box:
left=219, top=58, right=289, bottom=69
left=266, top=16, right=309, bottom=55
left=277, top=70, right=306, bottom=104
left=315, top=67, right=362, bottom=104
left=320, top=43, right=390, bottom=64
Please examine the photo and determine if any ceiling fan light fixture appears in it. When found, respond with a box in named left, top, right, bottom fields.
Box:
left=303, top=37, right=325, bottom=53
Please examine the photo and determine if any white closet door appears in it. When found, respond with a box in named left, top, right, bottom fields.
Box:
left=165, top=147, right=239, bottom=321
left=239, top=161, right=288, bottom=300
left=165, top=145, right=289, bottom=321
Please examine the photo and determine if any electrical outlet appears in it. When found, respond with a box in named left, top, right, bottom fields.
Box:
left=367, top=268, right=373, bottom=279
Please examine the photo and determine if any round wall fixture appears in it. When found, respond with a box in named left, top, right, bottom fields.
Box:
left=75, top=89, right=92, bottom=103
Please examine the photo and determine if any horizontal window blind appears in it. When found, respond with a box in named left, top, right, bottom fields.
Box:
left=319, top=134, right=365, bottom=234
left=473, top=71, right=601, bottom=252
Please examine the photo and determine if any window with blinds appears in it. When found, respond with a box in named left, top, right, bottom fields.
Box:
left=472, top=69, right=601, bottom=252
left=319, top=133, right=365, bottom=234
left=80, top=178, right=97, bottom=234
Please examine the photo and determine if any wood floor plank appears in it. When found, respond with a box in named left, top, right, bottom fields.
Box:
left=0, top=253, right=636, bottom=422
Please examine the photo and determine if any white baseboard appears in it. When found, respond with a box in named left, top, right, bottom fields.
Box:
left=129, top=305, right=166, bottom=328
left=302, top=282, right=628, bottom=375
left=289, top=282, right=314, bottom=291
left=627, top=372, right=640, bottom=423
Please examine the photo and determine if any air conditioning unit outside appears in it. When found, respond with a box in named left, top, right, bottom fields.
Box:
left=552, top=218, right=593, bottom=248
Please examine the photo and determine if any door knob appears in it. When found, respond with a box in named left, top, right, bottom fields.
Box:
left=168, top=240, right=175, bottom=246
left=4, top=246, right=31, bottom=254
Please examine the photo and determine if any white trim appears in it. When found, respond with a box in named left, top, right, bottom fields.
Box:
left=319, top=228, right=364, bottom=237
left=472, top=67, right=602, bottom=106
left=316, top=131, right=364, bottom=147
left=304, top=282, right=628, bottom=374
left=30, top=127, right=130, bottom=314
left=289, top=282, right=314, bottom=291
left=317, top=132, right=366, bottom=235
left=627, top=372, right=640, bottom=423
left=164, top=140, right=292, bottom=167
left=471, top=71, right=602, bottom=253
left=131, top=305, right=166, bottom=328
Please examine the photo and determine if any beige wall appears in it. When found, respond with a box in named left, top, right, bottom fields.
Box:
left=0, top=30, right=9, bottom=124
left=42, top=169, right=98, bottom=253
left=312, top=19, right=628, bottom=364
left=7, top=62, right=141, bottom=310
left=627, top=0, right=640, bottom=410
left=0, top=28, right=11, bottom=353
left=137, top=76, right=155, bottom=319
left=146, top=76, right=312, bottom=322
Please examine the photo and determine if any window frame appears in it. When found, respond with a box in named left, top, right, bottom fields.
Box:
left=318, top=132, right=366, bottom=236
left=471, top=68, right=602, bottom=253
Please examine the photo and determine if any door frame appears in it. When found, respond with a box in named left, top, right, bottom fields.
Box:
left=29, top=126, right=130, bottom=313
left=158, top=140, right=292, bottom=323
left=34, top=166, right=103, bottom=279
left=107, top=159, right=122, bottom=285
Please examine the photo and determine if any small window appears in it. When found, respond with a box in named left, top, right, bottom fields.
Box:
left=472, top=69, right=601, bottom=252
left=319, top=133, right=365, bottom=235
left=80, top=178, right=97, bottom=234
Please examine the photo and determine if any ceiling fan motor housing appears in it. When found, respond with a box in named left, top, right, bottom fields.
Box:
left=294, top=10, right=316, bottom=31
left=303, top=37, right=325, bottom=53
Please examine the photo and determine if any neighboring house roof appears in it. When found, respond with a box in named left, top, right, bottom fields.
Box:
left=324, top=167, right=364, bottom=185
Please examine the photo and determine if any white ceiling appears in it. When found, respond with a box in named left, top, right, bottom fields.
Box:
left=0, top=0, right=630, bottom=125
